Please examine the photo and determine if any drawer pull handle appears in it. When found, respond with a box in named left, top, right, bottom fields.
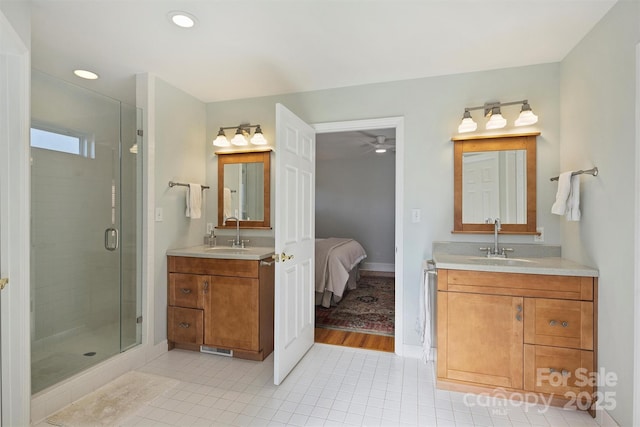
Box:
left=549, top=320, right=570, bottom=327
left=178, top=322, right=191, bottom=328
left=181, top=288, right=192, bottom=294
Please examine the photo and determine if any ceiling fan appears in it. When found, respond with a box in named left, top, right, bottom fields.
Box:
left=362, top=134, right=396, bottom=154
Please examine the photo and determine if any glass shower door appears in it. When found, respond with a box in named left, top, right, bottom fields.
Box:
left=30, top=70, right=141, bottom=393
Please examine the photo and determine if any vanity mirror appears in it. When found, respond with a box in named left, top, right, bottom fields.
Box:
left=452, top=132, right=539, bottom=234
left=217, top=150, right=271, bottom=229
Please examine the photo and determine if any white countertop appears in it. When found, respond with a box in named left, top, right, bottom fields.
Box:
left=432, top=252, right=598, bottom=277
left=167, top=245, right=275, bottom=261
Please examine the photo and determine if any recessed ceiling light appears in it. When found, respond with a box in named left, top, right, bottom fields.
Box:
left=73, top=69, right=99, bottom=80
left=169, top=11, right=196, bottom=28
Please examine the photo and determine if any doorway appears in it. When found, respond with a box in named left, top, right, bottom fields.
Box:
left=314, top=117, right=404, bottom=354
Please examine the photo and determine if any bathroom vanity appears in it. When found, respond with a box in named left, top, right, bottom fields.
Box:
left=433, top=244, right=598, bottom=414
left=166, top=245, right=275, bottom=361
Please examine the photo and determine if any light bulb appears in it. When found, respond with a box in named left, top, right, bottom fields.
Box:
left=486, top=107, right=506, bottom=130
left=231, top=128, right=249, bottom=146
left=213, top=128, right=230, bottom=147
left=458, top=110, right=477, bottom=133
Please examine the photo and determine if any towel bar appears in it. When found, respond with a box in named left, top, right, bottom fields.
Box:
left=550, top=167, right=598, bottom=182
left=168, top=181, right=210, bottom=189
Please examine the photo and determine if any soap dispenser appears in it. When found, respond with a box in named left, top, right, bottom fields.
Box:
left=207, top=230, right=216, bottom=247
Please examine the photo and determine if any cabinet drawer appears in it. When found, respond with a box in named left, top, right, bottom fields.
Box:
left=169, top=273, right=206, bottom=309
left=524, top=344, right=594, bottom=397
left=441, top=270, right=593, bottom=300
left=524, top=299, right=593, bottom=350
left=168, top=256, right=258, bottom=278
left=168, top=307, right=203, bottom=345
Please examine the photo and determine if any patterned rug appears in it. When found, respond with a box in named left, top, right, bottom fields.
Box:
left=316, top=275, right=395, bottom=336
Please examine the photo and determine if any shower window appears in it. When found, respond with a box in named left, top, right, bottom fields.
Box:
left=30, top=124, right=95, bottom=158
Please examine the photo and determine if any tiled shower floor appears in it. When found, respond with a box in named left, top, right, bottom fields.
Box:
left=109, top=344, right=600, bottom=427
left=31, top=323, right=121, bottom=393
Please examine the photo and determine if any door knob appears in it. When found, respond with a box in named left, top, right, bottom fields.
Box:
left=272, top=252, right=294, bottom=262
left=0, top=278, right=7, bottom=291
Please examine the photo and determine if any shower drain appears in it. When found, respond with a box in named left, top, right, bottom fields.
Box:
left=83, top=352, right=97, bottom=357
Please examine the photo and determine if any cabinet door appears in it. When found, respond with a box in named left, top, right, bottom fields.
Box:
left=438, top=291, right=524, bottom=389
left=205, top=275, right=259, bottom=351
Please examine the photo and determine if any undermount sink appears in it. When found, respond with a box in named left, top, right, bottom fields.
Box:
left=205, top=247, right=249, bottom=253
left=466, top=256, right=538, bottom=265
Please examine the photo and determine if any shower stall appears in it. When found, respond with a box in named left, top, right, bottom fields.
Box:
left=30, top=70, right=142, bottom=394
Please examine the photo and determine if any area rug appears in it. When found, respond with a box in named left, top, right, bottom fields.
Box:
left=316, top=275, right=395, bottom=336
left=46, top=371, right=179, bottom=426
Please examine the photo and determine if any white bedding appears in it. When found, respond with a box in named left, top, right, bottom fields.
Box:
left=315, top=238, right=367, bottom=308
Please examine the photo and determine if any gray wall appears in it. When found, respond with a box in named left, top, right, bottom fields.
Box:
left=560, top=2, right=640, bottom=425
left=315, top=153, right=395, bottom=269
left=205, top=63, right=561, bottom=346
left=152, top=76, right=207, bottom=344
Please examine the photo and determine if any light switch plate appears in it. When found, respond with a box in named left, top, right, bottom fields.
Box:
left=206, top=223, right=214, bottom=233
left=534, top=226, right=544, bottom=242
left=411, top=209, right=421, bottom=223
left=155, top=207, right=163, bottom=222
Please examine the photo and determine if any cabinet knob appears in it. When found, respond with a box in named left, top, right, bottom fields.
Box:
left=549, top=320, right=557, bottom=326
left=516, top=314, right=522, bottom=321
left=181, top=288, right=192, bottom=294
left=178, top=322, right=191, bottom=328
left=562, top=321, right=569, bottom=328
left=203, top=281, right=209, bottom=294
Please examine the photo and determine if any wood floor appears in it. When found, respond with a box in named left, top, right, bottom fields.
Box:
left=314, top=328, right=394, bottom=353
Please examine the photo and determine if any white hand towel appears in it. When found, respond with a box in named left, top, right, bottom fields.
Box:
left=551, top=171, right=573, bottom=215
left=565, top=175, right=581, bottom=221
left=186, top=183, right=202, bottom=219
left=223, top=187, right=232, bottom=219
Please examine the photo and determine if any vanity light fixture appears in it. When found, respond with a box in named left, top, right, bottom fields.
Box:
left=213, top=124, right=269, bottom=147
left=457, top=100, right=538, bottom=133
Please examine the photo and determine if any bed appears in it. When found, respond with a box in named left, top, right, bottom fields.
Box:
left=315, top=238, right=367, bottom=308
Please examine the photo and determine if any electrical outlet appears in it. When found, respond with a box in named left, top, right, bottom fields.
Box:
left=534, top=226, right=544, bottom=242
left=206, top=223, right=214, bottom=234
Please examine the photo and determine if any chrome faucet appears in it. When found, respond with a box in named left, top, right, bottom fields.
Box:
left=492, top=217, right=501, bottom=255
left=480, top=217, right=513, bottom=258
left=225, top=216, right=243, bottom=248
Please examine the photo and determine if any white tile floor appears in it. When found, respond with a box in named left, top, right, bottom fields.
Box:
left=112, top=344, right=600, bottom=427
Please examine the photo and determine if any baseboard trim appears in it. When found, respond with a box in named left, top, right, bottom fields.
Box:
left=361, top=262, right=394, bottom=272
left=597, top=408, right=619, bottom=426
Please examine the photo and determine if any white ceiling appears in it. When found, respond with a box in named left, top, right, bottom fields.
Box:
left=29, top=0, right=616, bottom=106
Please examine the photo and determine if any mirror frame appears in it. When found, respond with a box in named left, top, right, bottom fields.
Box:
left=217, top=150, right=271, bottom=229
left=452, top=132, right=539, bottom=234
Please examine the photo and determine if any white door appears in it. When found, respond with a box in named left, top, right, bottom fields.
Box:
left=273, top=103, right=315, bottom=385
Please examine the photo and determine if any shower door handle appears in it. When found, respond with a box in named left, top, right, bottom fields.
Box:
left=104, top=228, right=119, bottom=251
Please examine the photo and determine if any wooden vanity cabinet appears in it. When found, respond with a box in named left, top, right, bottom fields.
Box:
left=167, top=256, right=274, bottom=361
left=437, top=269, right=597, bottom=413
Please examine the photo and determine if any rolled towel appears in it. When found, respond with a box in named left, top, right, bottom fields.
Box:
left=565, top=175, right=581, bottom=221
left=551, top=171, right=573, bottom=215
left=186, top=183, right=202, bottom=218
